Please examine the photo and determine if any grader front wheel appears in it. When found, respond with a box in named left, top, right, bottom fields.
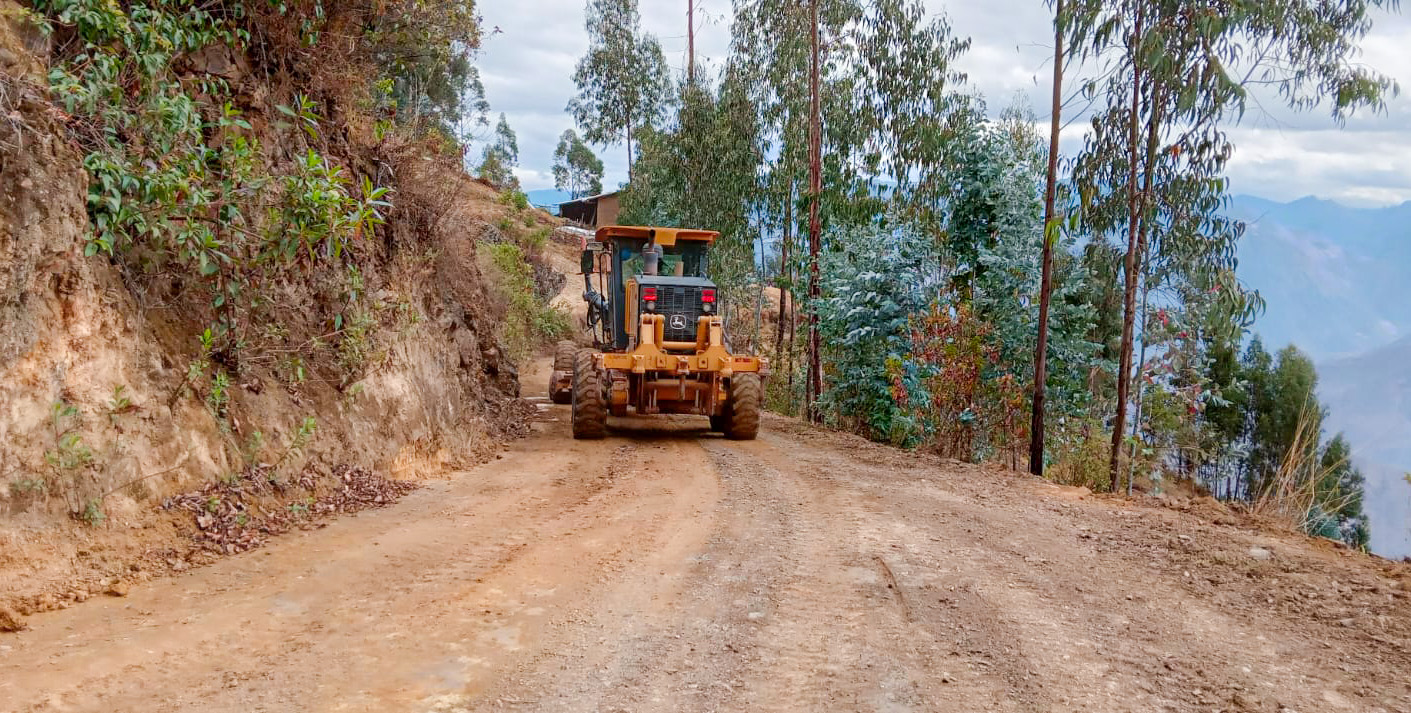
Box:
left=571, top=350, right=608, bottom=439
left=724, top=373, right=760, bottom=440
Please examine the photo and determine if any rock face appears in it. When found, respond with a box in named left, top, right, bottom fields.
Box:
left=532, top=261, right=568, bottom=304
left=0, top=9, right=87, bottom=368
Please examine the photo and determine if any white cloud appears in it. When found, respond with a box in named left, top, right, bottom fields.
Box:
left=512, top=165, right=555, bottom=189
left=475, top=0, right=1411, bottom=205
left=1225, top=128, right=1411, bottom=205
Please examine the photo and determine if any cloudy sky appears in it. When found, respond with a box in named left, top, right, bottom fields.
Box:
left=476, top=0, right=1411, bottom=207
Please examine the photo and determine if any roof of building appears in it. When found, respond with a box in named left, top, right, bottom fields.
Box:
left=557, top=190, right=621, bottom=209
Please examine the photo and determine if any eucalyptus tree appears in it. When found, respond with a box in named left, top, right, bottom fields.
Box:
left=567, top=0, right=672, bottom=180
left=478, top=113, right=520, bottom=188
left=1066, top=0, right=1397, bottom=489
left=1318, top=435, right=1369, bottom=548
left=806, top=0, right=824, bottom=422
left=552, top=129, right=604, bottom=198
left=1031, top=0, right=1067, bottom=476
left=729, top=0, right=975, bottom=417
left=945, top=107, right=1101, bottom=454
left=856, top=0, right=972, bottom=229
left=371, top=0, right=487, bottom=138
left=729, top=0, right=863, bottom=414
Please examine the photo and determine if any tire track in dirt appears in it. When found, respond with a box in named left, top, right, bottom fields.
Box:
left=461, top=430, right=771, bottom=712
left=0, top=408, right=720, bottom=712
left=715, top=437, right=1020, bottom=712
left=750, top=417, right=1411, bottom=712
left=4, top=365, right=1410, bottom=712
left=906, top=480, right=1390, bottom=711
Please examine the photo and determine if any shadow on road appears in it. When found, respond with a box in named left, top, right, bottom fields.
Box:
left=600, top=415, right=724, bottom=442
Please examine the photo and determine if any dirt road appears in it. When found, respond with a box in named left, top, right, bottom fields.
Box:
left=3, top=360, right=1409, bottom=712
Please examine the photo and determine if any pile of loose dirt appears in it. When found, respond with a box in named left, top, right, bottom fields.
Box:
left=164, top=463, right=420, bottom=557
left=2, top=461, right=422, bottom=627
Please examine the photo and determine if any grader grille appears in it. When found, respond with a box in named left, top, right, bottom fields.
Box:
left=654, top=285, right=707, bottom=342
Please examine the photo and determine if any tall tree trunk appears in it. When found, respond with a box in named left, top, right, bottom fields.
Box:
left=1109, top=6, right=1146, bottom=492
left=687, top=0, right=695, bottom=84
left=1030, top=0, right=1065, bottom=477
left=755, top=231, right=765, bottom=353
left=626, top=120, right=634, bottom=184
left=1126, top=85, right=1165, bottom=495
left=1127, top=259, right=1152, bottom=494
left=787, top=250, right=797, bottom=412
left=806, top=0, right=823, bottom=423
left=776, top=187, right=792, bottom=374
left=786, top=180, right=798, bottom=412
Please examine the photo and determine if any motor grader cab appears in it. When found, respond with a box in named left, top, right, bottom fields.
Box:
left=548, top=225, right=766, bottom=440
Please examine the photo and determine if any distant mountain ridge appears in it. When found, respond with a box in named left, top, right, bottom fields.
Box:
left=1229, top=195, right=1411, bottom=361
left=1230, top=195, right=1411, bottom=557
left=1319, top=336, right=1411, bottom=557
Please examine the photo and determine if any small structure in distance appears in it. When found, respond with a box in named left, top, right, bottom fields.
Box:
left=558, top=191, right=621, bottom=228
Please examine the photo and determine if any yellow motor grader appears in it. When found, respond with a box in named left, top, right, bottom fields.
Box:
left=548, top=225, right=765, bottom=439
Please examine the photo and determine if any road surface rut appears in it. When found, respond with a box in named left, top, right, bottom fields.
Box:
left=3, top=363, right=1409, bottom=712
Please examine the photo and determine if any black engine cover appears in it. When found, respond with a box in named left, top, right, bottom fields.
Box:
left=637, top=276, right=714, bottom=345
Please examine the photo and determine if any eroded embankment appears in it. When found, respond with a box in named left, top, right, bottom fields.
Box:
left=0, top=0, right=557, bottom=622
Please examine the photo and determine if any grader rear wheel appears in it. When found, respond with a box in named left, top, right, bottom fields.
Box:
left=571, top=350, right=608, bottom=439
left=549, top=340, right=576, bottom=404
left=724, top=373, right=760, bottom=440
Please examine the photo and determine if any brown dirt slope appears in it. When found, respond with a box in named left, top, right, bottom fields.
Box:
left=1, top=357, right=1406, bottom=713
left=0, top=0, right=550, bottom=620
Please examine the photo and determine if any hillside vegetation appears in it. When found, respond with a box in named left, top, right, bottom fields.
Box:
left=0, top=0, right=568, bottom=613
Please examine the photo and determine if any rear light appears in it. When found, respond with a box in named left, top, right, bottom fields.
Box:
left=701, top=288, right=716, bottom=303
left=643, top=286, right=657, bottom=302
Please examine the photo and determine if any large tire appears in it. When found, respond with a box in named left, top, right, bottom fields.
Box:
left=553, top=340, right=576, bottom=371
left=549, top=340, right=576, bottom=404
left=724, top=373, right=761, bottom=440
left=571, top=350, right=608, bottom=439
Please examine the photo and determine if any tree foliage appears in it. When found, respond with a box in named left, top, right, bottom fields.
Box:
left=27, top=0, right=499, bottom=394
left=619, top=70, right=763, bottom=342
left=479, top=113, right=520, bottom=189
left=552, top=129, right=604, bottom=198
left=567, top=0, right=671, bottom=174
left=570, top=0, right=1381, bottom=536
left=367, top=0, right=488, bottom=139
left=1064, top=0, right=1394, bottom=486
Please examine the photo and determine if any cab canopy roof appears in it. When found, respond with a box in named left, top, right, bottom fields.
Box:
left=594, top=225, right=718, bottom=247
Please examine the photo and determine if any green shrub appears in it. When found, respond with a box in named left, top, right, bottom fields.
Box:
left=1046, top=418, right=1113, bottom=492
left=498, top=188, right=530, bottom=212
left=44, top=402, right=92, bottom=474
left=524, top=227, right=551, bottom=252
left=485, top=242, right=571, bottom=361
left=35, top=0, right=393, bottom=387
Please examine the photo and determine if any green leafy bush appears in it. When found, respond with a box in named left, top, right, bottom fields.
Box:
left=1045, top=417, right=1113, bottom=492
left=815, top=224, right=935, bottom=447
left=33, top=0, right=397, bottom=389
left=498, top=188, right=530, bottom=212
left=484, top=242, right=571, bottom=362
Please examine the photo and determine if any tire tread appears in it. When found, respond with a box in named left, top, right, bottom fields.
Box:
left=724, top=373, right=761, bottom=440
left=571, top=350, right=608, bottom=439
